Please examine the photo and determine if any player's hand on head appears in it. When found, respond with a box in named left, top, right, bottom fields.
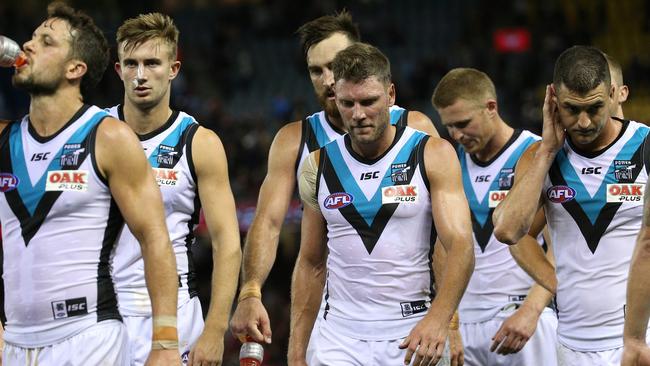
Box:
left=540, top=84, right=565, bottom=154
left=145, top=349, right=182, bottom=366
left=447, top=328, right=464, bottom=366
left=489, top=305, right=539, bottom=355
left=622, top=340, right=650, bottom=366
left=188, top=330, right=224, bottom=366
left=399, top=312, right=448, bottom=365
left=230, top=297, right=272, bottom=344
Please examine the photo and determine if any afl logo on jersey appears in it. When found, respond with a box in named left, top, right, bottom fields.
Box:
left=547, top=185, right=576, bottom=203
left=324, top=192, right=353, bottom=209
left=0, top=173, right=19, bottom=192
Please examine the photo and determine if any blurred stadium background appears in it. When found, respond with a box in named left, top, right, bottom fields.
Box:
left=1, top=0, right=650, bottom=364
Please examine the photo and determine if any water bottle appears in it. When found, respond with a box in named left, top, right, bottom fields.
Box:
left=0, top=36, right=26, bottom=67
left=239, top=338, right=264, bottom=366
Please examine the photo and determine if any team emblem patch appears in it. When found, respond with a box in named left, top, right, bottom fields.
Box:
left=390, top=163, right=411, bottom=183
left=606, top=183, right=644, bottom=203
left=488, top=190, right=509, bottom=208
left=153, top=168, right=179, bottom=186
left=60, top=144, right=85, bottom=168
left=498, top=168, right=514, bottom=189
left=0, top=172, right=19, bottom=192
left=547, top=185, right=576, bottom=203
left=382, top=185, right=418, bottom=204
left=324, top=192, right=353, bottom=209
left=614, top=160, right=636, bottom=182
left=157, top=144, right=178, bottom=166
left=45, top=170, right=88, bottom=192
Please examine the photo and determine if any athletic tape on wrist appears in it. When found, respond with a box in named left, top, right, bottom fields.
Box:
left=238, top=285, right=262, bottom=303
left=449, top=311, right=460, bottom=330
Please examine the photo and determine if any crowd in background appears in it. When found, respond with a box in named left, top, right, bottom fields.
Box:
left=2, top=0, right=650, bottom=364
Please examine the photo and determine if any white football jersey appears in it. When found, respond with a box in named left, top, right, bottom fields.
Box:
left=107, top=105, right=200, bottom=315
left=0, top=105, right=122, bottom=347
left=458, top=129, right=541, bottom=322
left=312, top=126, right=435, bottom=340
left=542, top=120, right=649, bottom=351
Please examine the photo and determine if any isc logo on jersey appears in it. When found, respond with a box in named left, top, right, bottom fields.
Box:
left=153, top=168, right=179, bottom=186
left=0, top=173, right=19, bottom=192
left=382, top=185, right=418, bottom=204
left=488, top=190, right=509, bottom=208
left=547, top=185, right=576, bottom=203
left=606, top=183, right=644, bottom=203
left=324, top=192, right=353, bottom=209
left=45, top=170, right=88, bottom=192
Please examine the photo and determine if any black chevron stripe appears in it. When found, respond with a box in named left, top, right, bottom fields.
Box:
left=471, top=210, right=494, bottom=252
left=320, top=137, right=428, bottom=254
left=549, top=142, right=645, bottom=254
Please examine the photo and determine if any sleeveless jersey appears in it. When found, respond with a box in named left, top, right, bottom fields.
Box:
left=458, top=129, right=541, bottom=322
left=107, top=105, right=200, bottom=316
left=315, top=126, right=435, bottom=340
left=542, top=120, right=650, bottom=351
left=0, top=105, right=122, bottom=347
left=295, top=105, right=408, bottom=178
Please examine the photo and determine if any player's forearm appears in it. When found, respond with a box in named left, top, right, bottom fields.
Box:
left=493, top=153, right=554, bottom=245
left=288, top=255, right=325, bottom=361
left=240, top=215, right=285, bottom=290
left=521, top=283, right=553, bottom=316
left=624, top=234, right=650, bottom=340
left=142, top=236, right=179, bottom=317
left=430, top=237, right=474, bottom=321
left=204, top=238, right=242, bottom=334
left=509, top=235, right=557, bottom=294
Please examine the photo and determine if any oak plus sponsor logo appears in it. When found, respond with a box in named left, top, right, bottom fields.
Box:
left=153, top=168, right=179, bottom=186
left=547, top=185, right=576, bottom=203
left=0, top=173, right=19, bottom=192
left=488, top=190, right=509, bottom=208
left=324, top=192, right=353, bottom=209
left=381, top=185, right=418, bottom=204
left=606, top=183, right=644, bottom=203
left=45, top=170, right=88, bottom=192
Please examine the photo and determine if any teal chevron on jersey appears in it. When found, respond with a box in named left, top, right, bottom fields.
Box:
left=389, top=106, right=405, bottom=123
left=147, top=116, right=195, bottom=168
left=324, top=131, right=426, bottom=226
left=555, top=128, right=649, bottom=225
left=10, top=110, right=107, bottom=215
left=460, top=136, right=536, bottom=227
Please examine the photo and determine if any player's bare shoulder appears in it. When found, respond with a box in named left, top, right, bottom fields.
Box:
left=406, top=111, right=439, bottom=137
left=267, top=119, right=304, bottom=165
left=422, top=136, right=459, bottom=175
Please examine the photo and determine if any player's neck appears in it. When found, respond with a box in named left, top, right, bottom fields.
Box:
left=122, top=99, right=173, bottom=135
left=473, top=119, right=514, bottom=163
left=28, top=87, right=84, bottom=137
left=327, top=112, right=345, bottom=130
left=350, top=125, right=396, bottom=160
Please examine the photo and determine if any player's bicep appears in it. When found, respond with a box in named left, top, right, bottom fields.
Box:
left=193, top=127, right=239, bottom=240
left=426, top=139, right=472, bottom=250
left=96, top=118, right=165, bottom=239
left=254, top=122, right=302, bottom=222
left=299, top=203, right=327, bottom=266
